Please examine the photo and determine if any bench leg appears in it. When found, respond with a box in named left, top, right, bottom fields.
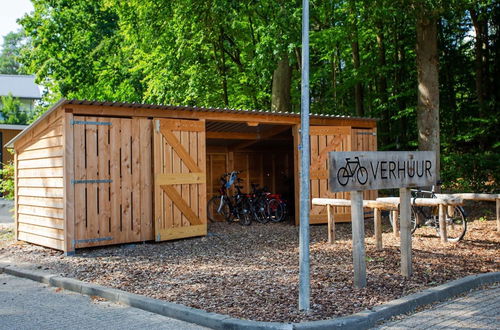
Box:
left=392, top=210, right=399, bottom=237
left=439, top=204, right=448, bottom=242
left=374, top=208, right=382, bottom=250
left=327, top=205, right=335, bottom=244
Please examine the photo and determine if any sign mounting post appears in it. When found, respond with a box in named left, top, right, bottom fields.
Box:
left=329, top=151, right=436, bottom=285
left=299, top=0, right=311, bottom=311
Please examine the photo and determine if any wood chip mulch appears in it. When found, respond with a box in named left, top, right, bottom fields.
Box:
left=0, top=216, right=498, bottom=323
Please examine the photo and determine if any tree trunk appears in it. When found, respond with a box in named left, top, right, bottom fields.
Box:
left=271, top=56, right=292, bottom=113
left=349, top=0, right=364, bottom=117
left=470, top=8, right=489, bottom=117
left=393, top=21, right=406, bottom=149
left=376, top=30, right=389, bottom=147
left=416, top=14, right=440, bottom=180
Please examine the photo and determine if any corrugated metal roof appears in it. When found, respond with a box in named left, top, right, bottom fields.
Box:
left=5, top=98, right=377, bottom=148
left=0, top=124, right=28, bottom=130
left=63, top=99, right=376, bottom=121
left=0, top=75, right=41, bottom=99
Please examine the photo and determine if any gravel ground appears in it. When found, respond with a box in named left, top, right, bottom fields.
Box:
left=0, top=215, right=498, bottom=323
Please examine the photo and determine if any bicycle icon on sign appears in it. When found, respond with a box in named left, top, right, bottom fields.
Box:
left=337, top=157, right=368, bottom=186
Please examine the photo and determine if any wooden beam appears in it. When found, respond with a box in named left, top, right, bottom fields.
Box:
left=206, top=131, right=259, bottom=140
left=160, top=127, right=202, bottom=173
left=232, top=125, right=291, bottom=150
left=160, top=185, right=202, bottom=225
left=155, top=173, right=205, bottom=185
left=351, top=191, right=366, bottom=288
left=68, top=104, right=378, bottom=128
left=63, top=112, right=75, bottom=255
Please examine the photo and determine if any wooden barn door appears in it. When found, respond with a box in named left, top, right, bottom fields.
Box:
left=308, top=126, right=352, bottom=223
left=72, top=116, right=153, bottom=248
left=153, top=119, right=207, bottom=241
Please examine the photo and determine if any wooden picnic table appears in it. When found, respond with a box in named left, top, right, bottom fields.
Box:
left=447, top=193, right=500, bottom=232
left=312, top=198, right=399, bottom=250
left=376, top=196, right=464, bottom=242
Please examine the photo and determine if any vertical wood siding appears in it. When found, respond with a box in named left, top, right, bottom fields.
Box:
left=72, top=116, right=153, bottom=248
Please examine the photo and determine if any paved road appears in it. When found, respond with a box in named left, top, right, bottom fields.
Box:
left=0, top=199, right=14, bottom=224
left=0, top=273, right=208, bottom=330
left=376, top=284, right=499, bottom=329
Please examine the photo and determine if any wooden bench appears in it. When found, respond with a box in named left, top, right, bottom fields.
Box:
left=312, top=198, right=399, bottom=250
left=447, top=193, right=500, bottom=232
left=376, top=196, right=464, bottom=242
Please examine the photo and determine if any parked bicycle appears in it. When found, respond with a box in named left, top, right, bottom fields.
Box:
left=250, top=183, right=288, bottom=223
left=207, top=171, right=252, bottom=225
left=207, top=171, right=288, bottom=225
left=389, top=183, right=467, bottom=242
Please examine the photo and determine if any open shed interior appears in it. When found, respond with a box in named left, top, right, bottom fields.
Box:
left=206, top=121, right=295, bottom=219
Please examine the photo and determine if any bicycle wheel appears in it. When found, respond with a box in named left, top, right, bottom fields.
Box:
left=267, top=198, right=285, bottom=222
left=237, top=198, right=252, bottom=226
left=207, top=196, right=231, bottom=222
left=337, top=167, right=350, bottom=186
left=253, top=198, right=269, bottom=224
left=357, top=166, right=368, bottom=185
left=436, top=206, right=467, bottom=242
left=388, top=207, right=418, bottom=234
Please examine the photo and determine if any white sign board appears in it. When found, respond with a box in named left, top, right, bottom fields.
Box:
left=329, top=151, right=436, bottom=192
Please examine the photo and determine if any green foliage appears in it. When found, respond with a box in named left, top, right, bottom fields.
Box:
left=17, top=0, right=499, bottom=192
left=0, top=30, right=25, bottom=74
left=0, top=93, right=28, bottom=124
left=441, top=152, right=500, bottom=193
left=0, top=161, right=14, bottom=200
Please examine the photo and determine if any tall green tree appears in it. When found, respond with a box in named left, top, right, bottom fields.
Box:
left=0, top=31, right=25, bottom=74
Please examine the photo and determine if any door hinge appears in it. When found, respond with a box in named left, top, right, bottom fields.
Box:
left=71, top=120, right=112, bottom=126
left=71, top=179, right=112, bottom=184
left=73, top=237, right=113, bottom=244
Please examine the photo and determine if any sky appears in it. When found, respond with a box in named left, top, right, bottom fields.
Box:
left=0, top=0, right=34, bottom=47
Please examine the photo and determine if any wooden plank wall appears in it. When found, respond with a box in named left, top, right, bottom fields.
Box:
left=309, top=126, right=352, bottom=223
left=15, top=108, right=65, bottom=250
left=206, top=149, right=294, bottom=200
left=73, top=116, right=153, bottom=248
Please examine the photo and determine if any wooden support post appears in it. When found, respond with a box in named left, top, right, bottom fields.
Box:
left=392, top=210, right=399, bottom=237
left=13, top=152, right=18, bottom=242
left=439, top=204, right=447, bottom=242
left=399, top=188, right=412, bottom=277
left=374, top=208, right=382, bottom=250
left=327, top=204, right=335, bottom=243
left=351, top=191, right=366, bottom=288
left=63, top=112, right=75, bottom=255
left=497, top=199, right=499, bottom=232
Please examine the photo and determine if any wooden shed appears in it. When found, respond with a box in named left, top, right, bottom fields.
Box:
left=6, top=99, right=377, bottom=254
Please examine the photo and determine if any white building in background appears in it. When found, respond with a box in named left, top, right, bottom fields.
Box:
left=0, top=74, right=41, bottom=114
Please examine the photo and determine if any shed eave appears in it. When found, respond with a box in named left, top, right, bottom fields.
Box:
left=4, top=97, right=379, bottom=149
left=4, top=98, right=67, bottom=149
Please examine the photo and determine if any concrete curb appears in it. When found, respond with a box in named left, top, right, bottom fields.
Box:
left=0, top=262, right=498, bottom=330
